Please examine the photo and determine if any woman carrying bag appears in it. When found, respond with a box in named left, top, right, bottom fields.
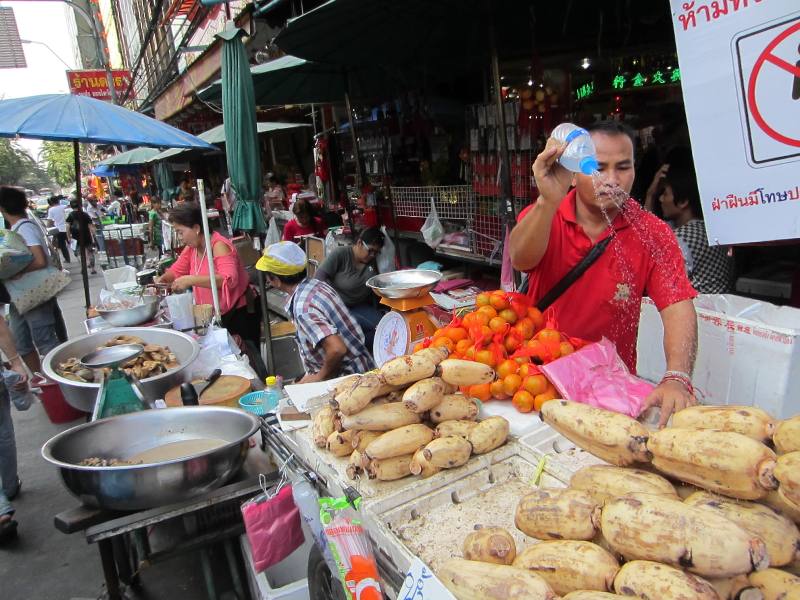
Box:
left=0, top=187, right=67, bottom=373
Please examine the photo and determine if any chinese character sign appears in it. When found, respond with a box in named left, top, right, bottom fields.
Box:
left=670, top=0, right=800, bottom=244
left=66, top=69, right=133, bottom=101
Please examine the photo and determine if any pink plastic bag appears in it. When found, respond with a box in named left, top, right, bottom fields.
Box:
left=540, top=337, right=654, bottom=417
left=242, top=484, right=304, bottom=572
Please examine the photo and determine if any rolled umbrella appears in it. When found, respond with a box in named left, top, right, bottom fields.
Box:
left=218, top=25, right=265, bottom=235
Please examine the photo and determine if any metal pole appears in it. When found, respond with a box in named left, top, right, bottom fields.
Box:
left=488, top=8, right=514, bottom=223
left=487, top=1, right=520, bottom=289
left=343, top=90, right=363, bottom=190
left=74, top=140, right=91, bottom=310
left=197, top=180, right=222, bottom=322
left=258, top=271, right=274, bottom=375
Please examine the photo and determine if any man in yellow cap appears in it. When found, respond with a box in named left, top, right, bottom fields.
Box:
left=257, top=241, right=375, bottom=382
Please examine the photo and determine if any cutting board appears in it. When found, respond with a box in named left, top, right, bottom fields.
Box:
left=164, top=375, right=251, bottom=408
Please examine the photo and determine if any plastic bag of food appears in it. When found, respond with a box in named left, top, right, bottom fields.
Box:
left=421, top=197, right=444, bottom=249
left=265, top=217, right=281, bottom=246
left=377, top=226, right=396, bottom=273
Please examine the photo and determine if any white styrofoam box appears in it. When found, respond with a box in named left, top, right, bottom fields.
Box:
left=637, top=294, right=800, bottom=419
left=240, top=533, right=311, bottom=600
left=518, top=426, right=605, bottom=482
left=479, top=400, right=551, bottom=438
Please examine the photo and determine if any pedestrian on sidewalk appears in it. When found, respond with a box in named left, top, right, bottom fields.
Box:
left=0, top=187, right=63, bottom=374
left=0, top=310, right=29, bottom=543
left=148, top=197, right=164, bottom=257
left=84, top=194, right=106, bottom=253
left=46, top=196, right=70, bottom=264
left=66, top=198, right=96, bottom=275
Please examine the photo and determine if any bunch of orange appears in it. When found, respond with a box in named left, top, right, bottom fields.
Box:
left=415, top=289, right=579, bottom=414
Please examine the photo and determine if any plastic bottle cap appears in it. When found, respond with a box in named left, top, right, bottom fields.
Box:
left=580, top=157, right=599, bottom=175
left=265, top=376, right=277, bottom=386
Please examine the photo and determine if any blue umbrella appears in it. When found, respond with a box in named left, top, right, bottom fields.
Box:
left=0, top=94, right=217, bottom=149
left=0, top=94, right=216, bottom=309
left=90, top=164, right=124, bottom=177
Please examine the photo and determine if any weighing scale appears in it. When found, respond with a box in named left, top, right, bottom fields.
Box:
left=81, top=344, right=153, bottom=421
left=368, top=270, right=441, bottom=366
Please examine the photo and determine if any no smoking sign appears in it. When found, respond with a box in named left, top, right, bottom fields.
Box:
left=735, top=15, right=800, bottom=166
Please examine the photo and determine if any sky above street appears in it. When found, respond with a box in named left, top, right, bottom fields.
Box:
left=0, top=1, right=76, bottom=161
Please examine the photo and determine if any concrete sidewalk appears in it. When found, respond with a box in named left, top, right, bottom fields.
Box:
left=1, top=264, right=207, bottom=600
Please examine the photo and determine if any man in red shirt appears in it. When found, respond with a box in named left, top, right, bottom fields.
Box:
left=509, top=121, right=697, bottom=427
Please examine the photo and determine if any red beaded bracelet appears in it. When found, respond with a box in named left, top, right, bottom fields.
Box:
left=660, top=373, right=695, bottom=396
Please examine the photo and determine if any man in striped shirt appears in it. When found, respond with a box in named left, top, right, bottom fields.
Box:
left=257, top=241, right=375, bottom=382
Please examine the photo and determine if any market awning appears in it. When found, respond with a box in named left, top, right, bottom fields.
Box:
left=273, top=0, right=490, bottom=68
left=148, top=121, right=310, bottom=162
left=198, top=54, right=393, bottom=106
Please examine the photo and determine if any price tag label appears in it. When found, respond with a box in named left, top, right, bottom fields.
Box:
left=397, top=558, right=455, bottom=600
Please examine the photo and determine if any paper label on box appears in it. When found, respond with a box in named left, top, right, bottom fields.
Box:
left=397, top=558, right=454, bottom=599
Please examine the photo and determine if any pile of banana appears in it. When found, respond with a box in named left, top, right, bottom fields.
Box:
left=310, top=347, right=510, bottom=482
left=438, top=401, right=800, bottom=600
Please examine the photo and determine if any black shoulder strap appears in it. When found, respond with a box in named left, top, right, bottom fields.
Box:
left=535, top=235, right=613, bottom=312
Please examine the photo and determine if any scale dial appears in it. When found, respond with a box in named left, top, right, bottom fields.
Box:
left=373, top=312, right=409, bottom=366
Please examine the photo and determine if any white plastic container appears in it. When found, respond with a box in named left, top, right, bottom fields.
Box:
left=240, top=533, right=311, bottom=600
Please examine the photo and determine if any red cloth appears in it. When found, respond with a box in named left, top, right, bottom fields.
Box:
left=282, top=217, right=326, bottom=242
left=518, top=189, right=696, bottom=372
left=167, top=231, right=249, bottom=314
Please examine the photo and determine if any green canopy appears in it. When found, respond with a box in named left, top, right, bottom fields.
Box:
left=147, top=121, right=309, bottom=162
left=198, top=54, right=392, bottom=105
left=219, top=25, right=265, bottom=234
left=98, top=147, right=161, bottom=166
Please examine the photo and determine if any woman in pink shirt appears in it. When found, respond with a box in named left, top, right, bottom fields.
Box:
left=157, top=203, right=257, bottom=348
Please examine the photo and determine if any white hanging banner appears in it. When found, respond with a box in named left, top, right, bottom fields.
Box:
left=670, top=1, right=800, bottom=244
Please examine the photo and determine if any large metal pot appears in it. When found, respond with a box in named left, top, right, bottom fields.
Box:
left=41, top=406, right=259, bottom=510
left=42, top=327, right=200, bottom=412
left=96, top=295, right=160, bottom=327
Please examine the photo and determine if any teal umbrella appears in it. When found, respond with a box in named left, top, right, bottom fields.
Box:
left=219, top=25, right=265, bottom=234
left=154, top=161, right=175, bottom=203
left=98, top=147, right=161, bottom=166
left=147, top=121, right=308, bottom=162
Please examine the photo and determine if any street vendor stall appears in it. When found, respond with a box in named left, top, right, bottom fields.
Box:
left=255, top=308, right=800, bottom=599
left=37, top=279, right=800, bottom=599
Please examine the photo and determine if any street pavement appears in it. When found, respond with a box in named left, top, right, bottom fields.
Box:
left=0, top=262, right=209, bottom=599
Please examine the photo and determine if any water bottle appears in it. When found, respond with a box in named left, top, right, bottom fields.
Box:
left=291, top=479, right=339, bottom=573
left=551, top=123, right=599, bottom=175
left=263, top=375, right=282, bottom=413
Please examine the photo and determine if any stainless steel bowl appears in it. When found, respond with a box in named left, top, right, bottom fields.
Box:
left=97, top=295, right=159, bottom=327
left=366, top=269, right=443, bottom=299
left=41, top=406, right=259, bottom=510
left=42, top=327, right=200, bottom=412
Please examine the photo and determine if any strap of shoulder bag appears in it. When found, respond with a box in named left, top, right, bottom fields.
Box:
left=535, top=235, right=613, bottom=312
